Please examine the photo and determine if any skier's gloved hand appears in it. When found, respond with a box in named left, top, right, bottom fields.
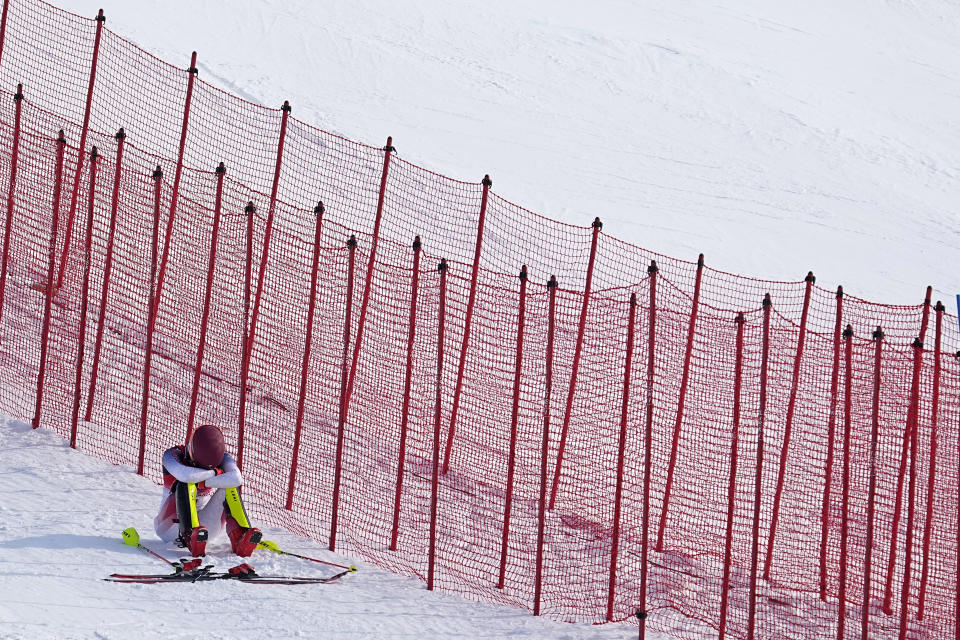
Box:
left=163, top=447, right=219, bottom=484
left=203, top=453, right=243, bottom=488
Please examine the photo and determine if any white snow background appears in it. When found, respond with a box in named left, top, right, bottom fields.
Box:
left=1, top=0, right=959, bottom=638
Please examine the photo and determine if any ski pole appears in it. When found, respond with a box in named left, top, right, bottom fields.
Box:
left=121, top=527, right=197, bottom=571
left=257, top=539, right=357, bottom=572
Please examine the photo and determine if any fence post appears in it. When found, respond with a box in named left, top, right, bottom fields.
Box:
left=236, top=101, right=291, bottom=469
left=606, top=292, right=636, bottom=622
left=548, top=217, right=602, bottom=508
left=819, top=285, right=845, bottom=599
left=236, top=201, right=255, bottom=458
left=329, top=234, right=358, bottom=553
left=84, top=128, right=126, bottom=421
left=883, top=288, right=932, bottom=613
left=343, top=137, right=394, bottom=406
left=498, top=265, right=528, bottom=587
left=746, top=293, right=772, bottom=640
left=638, top=261, right=658, bottom=640
left=534, top=275, right=558, bottom=615
left=0, top=0, right=9, bottom=66
left=55, top=10, right=104, bottom=290
left=390, top=236, right=423, bottom=550
left=862, top=326, right=885, bottom=640
left=141, top=52, right=199, bottom=309
left=897, top=337, right=924, bottom=640
left=68, top=146, right=98, bottom=449
left=442, top=175, right=493, bottom=474
left=285, top=202, right=326, bottom=511
left=184, top=163, right=227, bottom=444
left=916, top=301, right=944, bottom=620
left=836, top=325, right=855, bottom=640
left=656, top=253, right=703, bottom=551
left=32, top=131, right=67, bottom=430
left=764, top=271, right=815, bottom=579
left=718, top=312, right=746, bottom=640
left=136, top=166, right=164, bottom=475
left=428, top=258, right=449, bottom=590
left=0, top=84, right=24, bottom=326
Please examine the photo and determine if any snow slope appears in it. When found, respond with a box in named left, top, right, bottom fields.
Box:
left=0, top=412, right=647, bottom=639
left=49, top=0, right=960, bottom=307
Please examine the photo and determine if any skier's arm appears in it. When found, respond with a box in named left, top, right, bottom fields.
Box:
left=203, top=452, right=243, bottom=488
left=162, top=447, right=216, bottom=484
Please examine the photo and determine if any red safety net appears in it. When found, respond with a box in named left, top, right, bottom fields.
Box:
left=0, top=1, right=957, bottom=637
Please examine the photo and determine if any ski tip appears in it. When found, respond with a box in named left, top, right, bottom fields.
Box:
left=121, top=527, right=140, bottom=546
left=348, top=565, right=357, bottom=573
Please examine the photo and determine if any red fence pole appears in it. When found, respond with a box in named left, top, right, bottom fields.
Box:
left=236, top=101, right=291, bottom=469
left=0, top=0, right=10, bottom=66
left=746, top=293, right=772, bottom=640
left=819, top=286, right=845, bottom=600
left=548, top=217, right=602, bottom=508
left=442, top=175, right=493, bottom=474
left=136, top=166, right=164, bottom=475
left=606, top=292, right=636, bottom=622
left=236, top=201, right=255, bottom=456
left=897, top=337, right=924, bottom=640
left=55, top=10, right=104, bottom=290
left=428, top=258, right=449, bottom=591
left=141, top=52, right=199, bottom=309
left=656, top=253, right=703, bottom=551
left=390, top=236, right=423, bottom=550
left=285, top=202, right=326, bottom=511
left=497, top=265, right=528, bottom=587
left=84, top=128, right=126, bottom=422
left=343, top=137, right=394, bottom=405
left=329, top=235, right=358, bottom=552
left=638, top=261, right=658, bottom=640
left=718, top=312, right=746, bottom=640
left=68, top=146, right=98, bottom=449
left=883, top=288, right=932, bottom=613
left=862, top=326, right=885, bottom=640
left=0, top=84, right=24, bottom=326
left=328, top=234, right=358, bottom=552
left=32, top=131, right=67, bottom=430
left=916, top=302, right=944, bottom=620
left=534, top=275, right=558, bottom=615
left=184, top=163, right=227, bottom=444
left=836, top=325, right=854, bottom=640
left=764, top=271, right=815, bottom=579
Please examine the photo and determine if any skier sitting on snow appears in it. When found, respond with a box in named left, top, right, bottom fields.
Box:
left=154, top=424, right=262, bottom=558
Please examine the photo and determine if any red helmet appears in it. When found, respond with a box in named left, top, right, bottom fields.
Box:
left=188, top=424, right=225, bottom=469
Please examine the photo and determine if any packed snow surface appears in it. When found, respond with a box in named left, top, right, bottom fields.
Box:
left=52, top=0, right=960, bottom=307
left=0, top=414, right=645, bottom=639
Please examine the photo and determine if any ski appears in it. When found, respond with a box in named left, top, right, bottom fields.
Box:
left=106, top=567, right=351, bottom=585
